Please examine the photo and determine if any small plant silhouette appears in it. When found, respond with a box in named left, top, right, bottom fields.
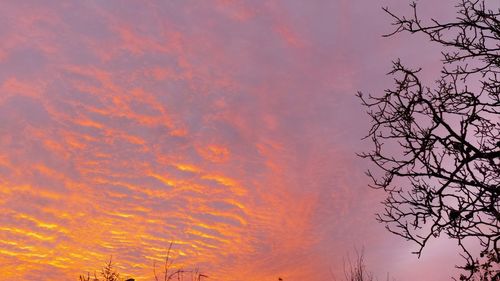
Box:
left=153, top=242, right=208, bottom=281
left=79, top=257, right=122, bottom=281
left=79, top=242, right=207, bottom=281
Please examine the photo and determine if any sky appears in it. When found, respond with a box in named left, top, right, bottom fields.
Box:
left=0, top=1, right=472, bottom=280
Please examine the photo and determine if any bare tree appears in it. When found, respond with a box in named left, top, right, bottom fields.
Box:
left=330, top=249, right=392, bottom=281
left=358, top=0, right=499, bottom=280
left=342, top=250, right=374, bottom=281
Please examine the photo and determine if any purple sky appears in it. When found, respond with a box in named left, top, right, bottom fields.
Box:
left=0, top=1, right=471, bottom=280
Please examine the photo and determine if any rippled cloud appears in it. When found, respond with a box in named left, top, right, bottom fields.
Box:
left=0, top=1, right=462, bottom=281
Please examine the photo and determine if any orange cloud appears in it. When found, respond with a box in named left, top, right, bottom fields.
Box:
left=0, top=1, right=445, bottom=281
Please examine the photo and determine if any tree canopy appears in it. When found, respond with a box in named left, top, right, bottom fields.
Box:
left=358, top=0, right=499, bottom=280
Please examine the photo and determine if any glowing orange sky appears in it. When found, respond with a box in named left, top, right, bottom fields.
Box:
left=0, top=1, right=468, bottom=280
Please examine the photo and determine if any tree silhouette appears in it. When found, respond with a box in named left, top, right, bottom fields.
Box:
left=330, top=249, right=392, bottom=281
left=358, top=0, right=499, bottom=280
left=342, top=250, right=374, bottom=281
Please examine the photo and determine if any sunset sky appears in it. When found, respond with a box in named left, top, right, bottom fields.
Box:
left=0, top=1, right=471, bottom=280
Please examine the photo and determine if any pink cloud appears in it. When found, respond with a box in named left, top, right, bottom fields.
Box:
left=0, top=1, right=465, bottom=281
